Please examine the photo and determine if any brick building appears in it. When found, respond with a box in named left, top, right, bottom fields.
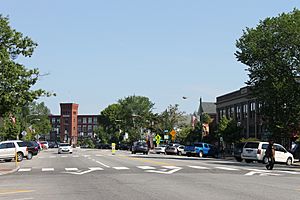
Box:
left=49, top=103, right=99, bottom=145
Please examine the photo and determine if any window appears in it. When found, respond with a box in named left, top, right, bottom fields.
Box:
left=236, top=105, right=241, bottom=121
left=78, top=118, right=82, bottom=124
left=93, top=117, right=98, bottom=124
left=82, top=118, right=87, bottom=124
left=57, top=119, right=60, bottom=124
left=52, top=118, right=56, bottom=124
left=244, top=142, right=259, bottom=148
left=82, top=125, right=87, bottom=132
left=78, top=126, right=82, bottom=132
left=243, top=104, right=248, bottom=118
left=88, top=125, right=92, bottom=132
left=88, top=117, right=92, bottom=124
left=93, top=125, right=98, bottom=130
left=17, top=142, right=27, bottom=147
left=6, top=142, right=15, bottom=148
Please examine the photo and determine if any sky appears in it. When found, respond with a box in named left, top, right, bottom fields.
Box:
left=1, top=0, right=299, bottom=115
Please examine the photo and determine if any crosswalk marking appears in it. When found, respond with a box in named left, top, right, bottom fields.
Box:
left=113, top=167, right=130, bottom=170
left=65, top=168, right=78, bottom=171
left=188, top=166, right=209, bottom=170
left=72, top=155, right=79, bottom=158
left=215, top=166, right=239, bottom=171
left=18, top=168, right=31, bottom=172
left=137, top=166, right=156, bottom=170
left=42, top=168, right=54, bottom=172
left=89, top=167, right=104, bottom=170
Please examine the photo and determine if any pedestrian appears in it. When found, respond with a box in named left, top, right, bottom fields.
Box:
left=265, top=139, right=275, bottom=170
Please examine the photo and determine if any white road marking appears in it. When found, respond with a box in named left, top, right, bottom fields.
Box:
left=137, top=166, right=156, bottom=170
left=65, top=168, right=78, bottom=171
left=72, top=155, right=79, bottom=158
left=96, top=161, right=110, bottom=168
left=83, top=155, right=91, bottom=157
left=18, top=168, right=31, bottom=172
left=113, top=167, right=130, bottom=170
left=89, top=167, right=104, bottom=170
left=188, top=165, right=209, bottom=170
left=215, top=166, right=239, bottom=171
left=61, top=155, right=68, bottom=158
left=146, top=166, right=182, bottom=174
left=42, top=168, right=54, bottom=172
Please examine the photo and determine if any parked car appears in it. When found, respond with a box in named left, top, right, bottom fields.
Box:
left=154, top=144, right=167, bottom=154
left=241, top=141, right=294, bottom=165
left=131, top=141, right=149, bottom=154
left=0, top=140, right=29, bottom=162
left=58, top=143, right=73, bottom=154
left=165, top=144, right=185, bottom=155
left=48, top=141, right=59, bottom=148
left=184, top=142, right=217, bottom=157
left=234, top=142, right=246, bottom=162
left=40, top=141, right=49, bottom=149
left=22, top=141, right=39, bottom=159
left=290, top=142, right=300, bottom=162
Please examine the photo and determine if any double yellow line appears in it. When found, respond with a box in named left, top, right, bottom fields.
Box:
left=0, top=189, right=34, bottom=195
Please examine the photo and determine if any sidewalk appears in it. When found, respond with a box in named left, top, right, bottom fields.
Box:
left=0, top=160, right=20, bottom=175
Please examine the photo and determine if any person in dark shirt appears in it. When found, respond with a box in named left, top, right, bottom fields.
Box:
left=265, top=140, right=275, bottom=170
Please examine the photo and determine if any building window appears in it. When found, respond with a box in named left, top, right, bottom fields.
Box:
left=82, top=118, right=87, bottom=124
left=78, top=118, right=82, bottom=124
left=88, top=125, right=92, bottom=132
left=93, top=117, right=97, bottom=124
left=57, top=119, right=60, bottom=124
left=78, top=126, right=82, bottom=132
left=88, top=117, right=92, bottom=124
left=236, top=105, right=241, bottom=121
left=64, top=118, right=69, bottom=125
left=82, top=125, right=87, bottom=132
left=93, top=125, right=98, bottom=130
left=52, top=118, right=56, bottom=124
left=230, top=107, right=234, bottom=118
left=243, top=104, right=248, bottom=118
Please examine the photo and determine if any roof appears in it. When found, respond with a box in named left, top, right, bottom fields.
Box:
left=202, top=102, right=216, bottom=114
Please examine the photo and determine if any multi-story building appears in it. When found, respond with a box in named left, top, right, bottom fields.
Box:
left=49, top=103, right=99, bottom=145
left=216, top=87, right=265, bottom=140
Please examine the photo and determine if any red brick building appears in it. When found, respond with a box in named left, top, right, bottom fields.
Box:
left=49, top=103, right=99, bottom=145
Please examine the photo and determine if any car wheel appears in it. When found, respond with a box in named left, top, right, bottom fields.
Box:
left=70, top=152, right=73, bottom=154
left=27, top=152, right=33, bottom=160
left=245, top=159, right=252, bottom=163
left=17, top=152, right=23, bottom=162
left=263, top=156, right=269, bottom=164
left=235, top=157, right=243, bottom=162
left=199, top=151, right=203, bottom=158
left=178, top=151, right=182, bottom=156
left=58, top=152, right=61, bottom=154
left=286, top=157, right=293, bottom=166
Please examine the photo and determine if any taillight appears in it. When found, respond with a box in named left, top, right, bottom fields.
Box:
left=257, top=149, right=261, bottom=154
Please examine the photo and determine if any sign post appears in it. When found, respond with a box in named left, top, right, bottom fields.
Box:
left=170, top=130, right=176, bottom=141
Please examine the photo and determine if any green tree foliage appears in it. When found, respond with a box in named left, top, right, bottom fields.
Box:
left=0, top=15, right=53, bottom=118
left=217, top=117, right=241, bottom=144
left=160, top=104, right=185, bottom=133
left=235, top=9, right=300, bottom=141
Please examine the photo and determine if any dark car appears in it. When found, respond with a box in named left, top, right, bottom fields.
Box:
left=131, top=142, right=149, bottom=154
left=290, top=142, right=300, bottom=162
left=22, top=141, right=39, bottom=159
left=234, top=142, right=246, bottom=162
left=48, top=141, right=59, bottom=148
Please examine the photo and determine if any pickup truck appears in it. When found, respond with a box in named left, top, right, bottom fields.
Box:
left=184, top=142, right=217, bottom=157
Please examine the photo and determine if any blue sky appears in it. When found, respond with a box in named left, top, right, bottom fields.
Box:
left=1, top=1, right=299, bottom=115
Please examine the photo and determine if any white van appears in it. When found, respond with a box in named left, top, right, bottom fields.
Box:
left=241, top=141, right=294, bottom=165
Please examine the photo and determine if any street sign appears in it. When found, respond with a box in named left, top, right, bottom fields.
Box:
left=155, top=134, right=161, bottom=145
left=170, top=130, right=176, bottom=137
left=21, top=131, right=27, bottom=136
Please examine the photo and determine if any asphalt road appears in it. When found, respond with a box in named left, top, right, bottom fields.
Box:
left=1, top=148, right=300, bottom=200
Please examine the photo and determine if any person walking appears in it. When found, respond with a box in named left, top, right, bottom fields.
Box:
left=265, top=139, right=275, bottom=170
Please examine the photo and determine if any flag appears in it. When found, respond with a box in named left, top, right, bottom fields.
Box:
left=191, top=115, right=197, bottom=129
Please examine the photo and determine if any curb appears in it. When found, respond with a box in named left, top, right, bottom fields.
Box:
left=0, top=166, right=20, bottom=176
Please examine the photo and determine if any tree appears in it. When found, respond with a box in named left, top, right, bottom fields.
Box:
left=118, top=95, right=155, bottom=142
left=217, top=117, right=241, bottom=144
left=235, top=9, right=300, bottom=141
left=0, top=15, right=53, bottom=118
